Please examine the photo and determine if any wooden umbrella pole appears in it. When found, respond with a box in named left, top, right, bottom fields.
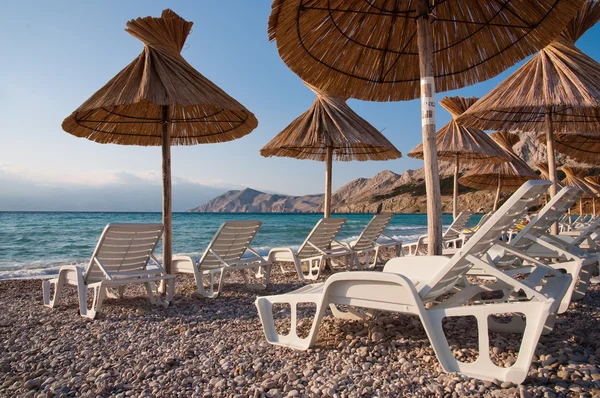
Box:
left=580, top=199, right=584, bottom=216
left=161, top=105, right=172, bottom=282
left=493, top=176, right=502, bottom=211
left=545, top=109, right=558, bottom=234
left=324, top=146, right=333, bottom=218
left=416, top=0, right=443, bottom=256
left=453, top=154, right=459, bottom=220
left=594, top=198, right=596, bottom=216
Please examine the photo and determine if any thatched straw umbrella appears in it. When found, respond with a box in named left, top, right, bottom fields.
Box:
left=408, top=96, right=509, bottom=219
left=62, top=10, right=258, bottom=279
left=459, top=0, right=600, bottom=218
left=459, top=132, right=538, bottom=211
left=537, top=133, right=600, bottom=164
left=561, top=166, right=596, bottom=214
left=585, top=176, right=600, bottom=215
left=267, top=0, right=581, bottom=255
left=261, top=83, right=401, bottom=217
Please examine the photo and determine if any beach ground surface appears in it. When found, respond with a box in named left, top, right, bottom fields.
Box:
left=1, top=256, right=599, bottom=397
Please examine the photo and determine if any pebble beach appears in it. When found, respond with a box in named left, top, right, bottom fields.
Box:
left=1, top=255, right=600, bottom=398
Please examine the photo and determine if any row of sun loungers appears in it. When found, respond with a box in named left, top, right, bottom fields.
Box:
left=41, top=180, right=600, bottom=384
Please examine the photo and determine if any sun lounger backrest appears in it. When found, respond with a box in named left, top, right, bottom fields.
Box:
left=444, top=211, right=472, bottom=240
left=421, top=181, right=551, bottom=300
left=297, top=218, right=346, bottom=259
left=510, top=186, right=582, bottom=252
left=198, top=220, right=262, bottom=270
left=86, top=223, right=164, bottom=283
left=352, top=214, right=394, bottom=251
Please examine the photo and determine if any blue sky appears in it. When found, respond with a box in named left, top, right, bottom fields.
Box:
left=1, top=1, right=599, bottom=211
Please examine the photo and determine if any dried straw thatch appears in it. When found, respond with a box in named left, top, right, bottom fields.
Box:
left=537, top=133, right=600, bottom=164
left=260, top=83, right=401, bottom=162
left=408, top=97, right=508, bottom=164
left=458, top=1, right=600, bottom=133
left=62, top=9, right=257, bottom=146
left=561, top=166, right=595, bottom=197
left=61, top=9, right=258, bottom=278
left=459, top=132, right=538, bottom=192
left=261, top=82, right=400, bottom=217
left=536, top=163, right=565, bottom=188
left=269, top=0, right=581, bottom=254
left=267, top=0, right=583, bottom=102
left=585, top=175, right=600, bottom=190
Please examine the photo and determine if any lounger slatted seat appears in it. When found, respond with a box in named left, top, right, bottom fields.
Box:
left=340, top=214, right=402, bottom=269
left=42, top=223, right=175, bottom=319
left=172, top=220, right=272, bottom=298
left=474, top=186, right=598, bottom=312
left=404, top=211, right=472, bottom=255
left=267, top=218, right=351, bottom=280
left=255, top=181, right=571, bottom=384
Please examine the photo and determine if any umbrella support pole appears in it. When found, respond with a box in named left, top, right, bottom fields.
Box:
left=545, top=110, right=558, bottom=234
left=493, top=176, right=502, bottom=211
left=453, top=154, right=459, bottom=220
left=324, top=146, right=333, bottom=218
left=580, top=199, right=584, bottom=216
left=159, top=105, right=172, bottom=295
left=416, top=0, right=443, bottom=255
left=594, top=199, right=596, bottom=216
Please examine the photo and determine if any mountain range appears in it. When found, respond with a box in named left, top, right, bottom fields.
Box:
left=189, top=131, right=586, bottom=214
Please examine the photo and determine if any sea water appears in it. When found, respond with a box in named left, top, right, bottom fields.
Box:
left=0, top=212, right=479, bottom=279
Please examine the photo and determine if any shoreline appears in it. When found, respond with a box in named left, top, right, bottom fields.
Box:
left=1, top=254, right=599, bottom=397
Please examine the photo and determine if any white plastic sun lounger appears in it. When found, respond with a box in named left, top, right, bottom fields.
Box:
left=267, top=218, right=352, bottom=281
left=404, top=211, right=472, bottom=255
left=42, top=224, right=175, bottom=319
left=172, top=220, right=272, bottom=298
left=469, top=186, right=596, bottom=313
left=255, top=181, right=571, bottom=384
left=340, top=214, right=402, bottom=269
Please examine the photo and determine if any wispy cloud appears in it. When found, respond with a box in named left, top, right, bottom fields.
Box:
left=0, top=163, right=241, bottom=211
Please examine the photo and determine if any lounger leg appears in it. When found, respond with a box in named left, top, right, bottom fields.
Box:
left=255, top=296, right=326, bottom=350
left=106, top=286, right=125, bottom=299
left=552, top=261, right=584, bottom=313
left=370, top=247, right=381, bottom=269
left=79, top=283, right=105, bottom=320
left=425, top=303, right=551, bottom=384
left=571, top=263, right=593, bottom=302
left=42, top=276, right=65, bottom=308
left=195, top=269, right=225, bottom=298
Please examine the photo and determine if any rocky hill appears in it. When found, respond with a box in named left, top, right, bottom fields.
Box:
left=190, top=131, right=589, bottom=214
left=189, top=188, right=323, bottom=213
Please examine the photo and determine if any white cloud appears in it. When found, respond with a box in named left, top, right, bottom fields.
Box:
left=0, top=163, right=241, bottom=211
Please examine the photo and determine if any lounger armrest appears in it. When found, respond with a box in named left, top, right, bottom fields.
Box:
left=383, top=256, right=450, bottom=282
left=267, top=247, right=296, bottom=262
left=54, top=265, right=86, bottom=286
left=172, top=255, right=196, bottom=273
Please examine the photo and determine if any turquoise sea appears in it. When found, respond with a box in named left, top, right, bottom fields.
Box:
left=0, top=212, right=479, bottom=279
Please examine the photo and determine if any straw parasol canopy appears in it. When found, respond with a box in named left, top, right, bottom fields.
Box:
left=261, top=83, right=401, bottom=217
left=62, top=9, right=258, bottom=277
left=458, top=0, right=600, bottom=216
left=585, top=175, right=600, bottom=214
left=459, top=132, right=538, bottom=211
left=561, top=166, right=596, bottom=213
left=268, top=0, right=582, bottom=255
left=408, top=96, right=509, bottom=219
left=537, top=133, right=600, bottom=164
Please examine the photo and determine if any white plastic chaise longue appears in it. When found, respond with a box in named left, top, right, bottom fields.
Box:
left=267, top=218, right=352, bottom=281
left=172, top=220, right=272, bottom=298
left=469, top=186, right=597, bottom=313
left=340, top=213, right=402, bottom=269
left=255, top=181, right=571, bottom=384
left=404, top=210, right=473, bottom=255
left=43, top=224, right=175, bottom=319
